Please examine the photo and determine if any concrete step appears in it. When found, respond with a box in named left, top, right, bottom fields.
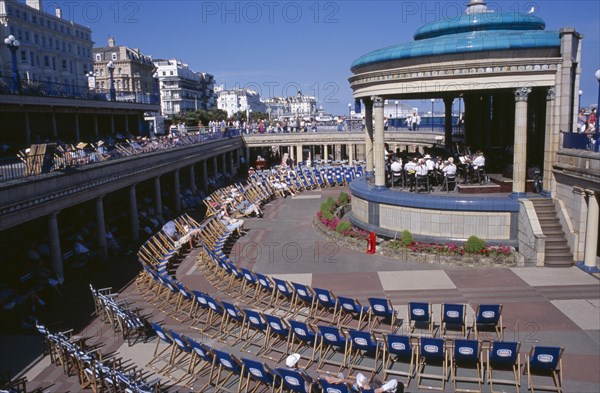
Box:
left=544, top=258, right=574, bottom=267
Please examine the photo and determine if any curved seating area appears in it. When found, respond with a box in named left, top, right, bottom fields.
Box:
left=33, top=173, right=565, bottom=393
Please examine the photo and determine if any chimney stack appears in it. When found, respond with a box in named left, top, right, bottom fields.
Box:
left=55, top=7, right=62, bottom=18
left=108, top=36, right=116, bottom=47
left=26, top=0, right=42, bottom=11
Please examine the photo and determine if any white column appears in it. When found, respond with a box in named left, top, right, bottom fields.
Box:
left=290, top=145, right=295, bottom=162
left=96, top=196, right=108, bottom=261
left=74, top=113, right=81, bottom=142
left=48, top=212, right=64, bottom=284
left=189, top=164, right=197, bottom=193
left=129, top=185, right=139, bottom=243
left=542, top=88, right=556, bottom=196
left=373, top=97, right=386, bottom=187
left=24, top=112, right=31, bottom=146
left=202, top=160, right=208, bottom=195
left=348, top=143, right=354, bottom=165
left=173, top=169, right=181, bottom=213
left=296, top=144, right=303, bottom=164
left=512, top=87, right=531, bottom=197
left=323, top=145, right=328, bottom=163
left=154, top=176, right=163, bottom=221
left=364, top=99, right=374, bottom=176
left=584, top=190, right=599, bottom=268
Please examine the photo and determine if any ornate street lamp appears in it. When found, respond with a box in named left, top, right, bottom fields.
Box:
left=152, top=72, right=161, bottom=112
left=348, top=102, right=352, bottom=131
left=431, top=98, right=435, bottom=130
left=578, top=89, right=583, bottom=114
left=4, top=35, right=21, bottom=93
left=107, top=60, right=116, bottom=101
left=594, top=70, right=600, bottom=152
left=86, top=71, right=97, bottom=91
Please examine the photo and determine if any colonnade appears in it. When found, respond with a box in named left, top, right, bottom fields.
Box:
left=42, top=147, right=243, bottom=284
left=20, top=111, right=143, bottom=146
left=360, top=88, right=546, bottom=197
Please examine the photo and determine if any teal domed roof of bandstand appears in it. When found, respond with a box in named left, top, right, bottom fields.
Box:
left=351, top=2, right=560, bottom=72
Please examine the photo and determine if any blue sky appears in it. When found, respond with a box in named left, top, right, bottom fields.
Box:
left=49, top=0, right=599, bottom=115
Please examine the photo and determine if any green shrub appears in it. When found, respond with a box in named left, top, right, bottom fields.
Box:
left=336, top=221, right=352, bottom=233
left=326, top=197, right=336, bottom=208
left=465, top=235, right=486, bottom=253
left=401, top=230, right=414, bottom=247
left=320, top=202, right=332, bottom=214
left=337, top=191, right=350, bottom=205
left=321, top=210, right=334, bottom=220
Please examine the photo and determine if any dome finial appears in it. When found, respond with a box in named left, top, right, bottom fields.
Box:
left=465, top=0, right=489, bottom=14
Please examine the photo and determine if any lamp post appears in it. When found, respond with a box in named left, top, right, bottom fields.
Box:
left=578, top=90, right=583, bottom=114
left=431, top=98, right=435, bottom=131
left=395, top=100, right=399, bottom=119
left=4, top=35, right=21, bottom=93
left=107, top=60, right=116, bottom=101
left=348, top=103, right=352, bottom=131
left=152, top=72, right=160, bottom=110
left=594, top=70, right=600, bottom=152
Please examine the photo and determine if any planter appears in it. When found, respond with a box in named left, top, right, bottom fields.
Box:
left=381, top=244, right=517, bottom=267
left=313, top=216, right=368, bottom=253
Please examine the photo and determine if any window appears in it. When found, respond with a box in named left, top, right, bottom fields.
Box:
left=62, top=59, right=67, bottom=69
left=25, top=31, right=30, bottom=42
left=52, top=57, right=56, bottom=70
left=95, top=53, right=102, bottom=61
left=44, top=56, right=50, bottom=67
left=162, top=71, right=166, bottom=76
left=21, top=51, right=27, bottom=63
left=60, top=25, right=64, bottom=33
left=69, top=60, right=73, bottom=73
left=42, top=36, right=46, bottom=47
left=30, top=51, right=35, bottom=66
left=32, top=15, right=37, bottom=23
left=170, top=71, right=174, bottom=75
left=56, top=40, right=59, bottom=50
left=34, top=33, right=38, bottom=44
left=111, top=53, right=118, bottom=61
left=49, top=38, right=53, bottom=48
left=77, top=46, right=80, bottom=56
left=62, top=42, right=66, bottom=52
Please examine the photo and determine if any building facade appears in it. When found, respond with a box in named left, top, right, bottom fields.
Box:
left=288, top=91, right=317, bottom=117
left=154, top=59, right=215, bottom=116
left=216, top=87, right=266, bottom=118
left=0, top=0, right=93, bottom=93
left=92, top=36, right=155, bottom=98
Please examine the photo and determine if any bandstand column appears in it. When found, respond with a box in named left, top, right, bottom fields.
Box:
left=154, top=176, right=163, bottom=221
left=202, top=160, right=208, bottom=195
left=213, top=156, right=218, bottom=177
left=96, top=196, right=108, bottom=261
left=290, top=145, right=295, bottom=162
left=48, top=212, right=64, bottom=284
left=110, top=114, right=115, bottom=134
left=296, top=144, right=303, bottom=164
left=189, top=164, right=197, bottom=193
left=323, top=144, right=328, bottom=163
left=364, top=98, right=374, bottom=177
left=124, top=114, right=129, bottom=134
left=24, top=112, right=31, bottom=146
left=512, top=87, right=531, bottom=197
left=74, top=113, right=81, bottom=142
left=245, top=147, right=250, bottom=163
left=373, top=97, right=386, bottom=188
left=584, top=190, right=599, bottom=269
left=542, top=88, right=556, bottom=196
left=222, top=154, right=227, bottom=175
left=129, top=185, right=139, bottom=243
left=173, top=169, right=181, bottom=213
left=230, top=151, right=235, bottom=175
left=443, top=97, right=453, bottom=149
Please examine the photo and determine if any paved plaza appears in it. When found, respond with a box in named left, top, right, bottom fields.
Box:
left=16, top=188, right=600, bottom=392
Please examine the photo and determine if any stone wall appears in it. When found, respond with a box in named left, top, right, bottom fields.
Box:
left=517, top=199, right=545, bottom=266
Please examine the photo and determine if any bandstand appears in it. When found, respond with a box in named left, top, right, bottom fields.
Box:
left=348, top=0, right=584, bottom=258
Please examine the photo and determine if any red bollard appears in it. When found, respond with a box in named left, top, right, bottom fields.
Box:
left=367, top=231, right=376, bottom=254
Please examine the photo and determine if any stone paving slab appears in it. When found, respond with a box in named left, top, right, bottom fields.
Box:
left=511, top=266, right=599, bottom=286
left=378, top=270, right=456, bottom=291
left=551, top=299, right=600, bottom=330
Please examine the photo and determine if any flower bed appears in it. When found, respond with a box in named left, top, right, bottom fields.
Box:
left=386, top=240, right=513, bottom=258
